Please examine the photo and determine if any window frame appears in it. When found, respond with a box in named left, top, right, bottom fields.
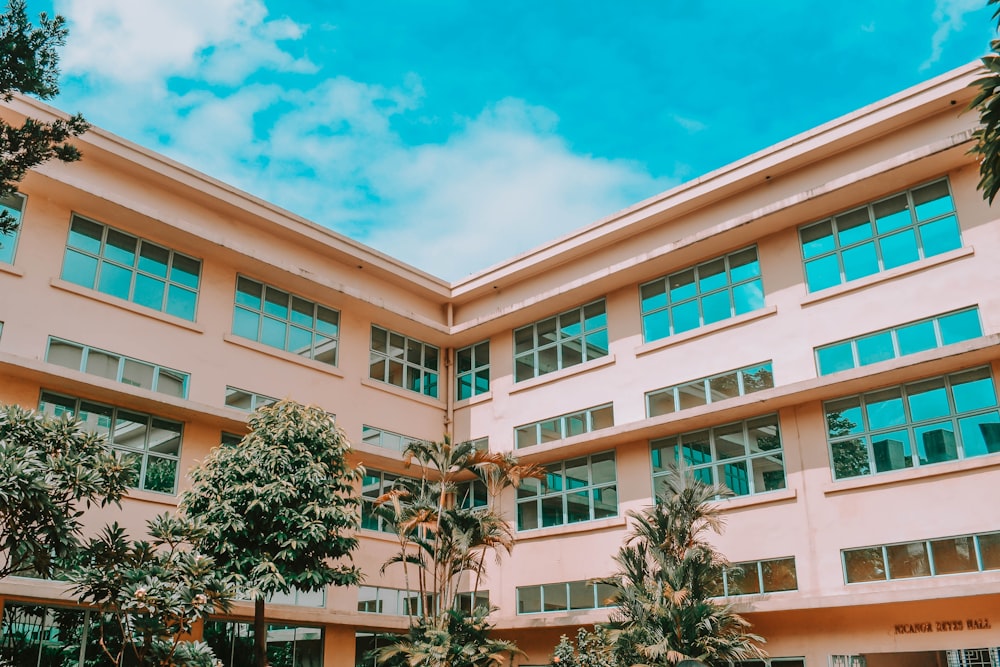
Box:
left=513, top=299, right=609, bottom=383
left=456, top=340, right=490, bottom=400
left=0, top=192, right=26, bottom=265
left=224, top=386, right=278, bottom=412
left=515, top=579, right=617, bottom=614
left=516, top=451, right=618, bottom=531
left=45, top=337, right=190, bottom=399
left=842, top=530, right=1000, bottom=584
left=515, top=403, right=614, bottom=449
left=719, top=557, right=798, bottom=596
left=369, top=325, right=439, bottom=397
left=646, top=362, right=774, bottom=417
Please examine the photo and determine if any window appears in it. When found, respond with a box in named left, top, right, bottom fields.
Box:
left=221, top=432, right=243, bottom=447
left=46, top=337, right=189, bottom=398
left=514, top=300, right=608, bottom=382
left=39, top=391, right=182, bottom=494
left=719, top=557, right=797, bottom=596
left=843, top=530, right=1000, bottom=583
left=0, top=193, right=25, bottom=265
left=646, top=362, right=774, bottom=418
left=232, top=276, right=340, bottom=364
left=515, top=404, right=614, bottom=449
left=800, top=179, right=961, bottom=292
left=456, top=340, right=490, bottom=399
left=816, top=307, right=982, bottom=375
left=455, top=478, right=489, bottom=509
left=640, top=246, right=764, bottom=342
left=517, top=451, right=617, bottom=530
left=361, top=469, right=398, bottom=533
left=225, top=386, right=278, bottom=412
left=204, top=619, right=322, bottom=667
left=361, top=425, right=426, bottom=452
left=61, top=215, right=201, bottom=320
left=369, top=325, right=439, bottom=397
left=516, top=580, right=617, bottom=614
left=651, top=415, right=785, bottom=498
left=733, top=660, right=805, bottom=667
left=267, top=588, right=325, bottom=607
left=826, top=367, right=1000, bottom=479
left=357, top=587, right=488, bottom=615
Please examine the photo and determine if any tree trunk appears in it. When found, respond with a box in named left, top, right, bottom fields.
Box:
left=255, top=596, right=269, bottom=667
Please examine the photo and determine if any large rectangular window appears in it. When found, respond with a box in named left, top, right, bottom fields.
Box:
left=233, top=276, right=340, bottom=364
left=514, top=300, right=608, bottom=382
left=816, top=307, right=982, bottom=375
left=369, top=325, right=439, bottom=397
left=646, top=362, right=774, bottom=418
left=61, top=215, right=201, bottom=320
left=456, top=340, right=490, bottom=400
left=843, top=530, right=1000, bottom=583
left=46, top=337, right=189, bottom=398
left=516, top=580, right=617, bottom=614
left=826, top=367, right=1000, bottom=479
left=517, top=451, right=617, bottom=531
left=640, top=246, right=764, bottom=342
left=651, top=415, right=785, bottom=498
left=361, top=425, right=426, bottom=452
left=361, top=469, right=398, bottom=533
left=800, top=179, right=961, bottom=292
left=0, top=193, right=24, bottom=265
left=515, top=404, right=614, bottom=449
left=39, top=391, right=182, bottom=494
left=225, top=386, right=278, bottom=412
left=719, top=557, right=797, bottom=596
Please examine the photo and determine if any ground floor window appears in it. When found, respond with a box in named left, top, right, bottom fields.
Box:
left=204, top=619, right=323, bottom=667
left=947, top=648, right=1000, bottom=666
left=0, top=602, right=96, bottom=667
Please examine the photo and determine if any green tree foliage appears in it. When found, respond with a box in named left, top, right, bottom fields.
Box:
left=0, top=0, right=89, bottom=235
left=550, top=627, right=617, bottom=667
left=970, top=0, right=1000, bottom=203
left=0, top=403, right=132, bottom=579
left=603, top=468, right=765, bottom=667
left=180, top=400, right=363, bottom=667
left=374, top=438, right=543, bottom=667
left=67, top=513, right=233, bottom=667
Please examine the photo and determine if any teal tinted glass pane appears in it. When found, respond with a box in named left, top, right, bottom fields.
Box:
left=263, top=287, right=289, bottom=318
left=98, top=262, right=133, bottom=299
left=104, top=228, right=137, bottom=266
left=169, top=253, right=201, bottom=288
left=691, top=466, right=713, bottom=486
left=583, top=301, right=606, bottom=330
left=873, top=195, right=911, bottom=234
left=138, top=241, right=169, bottom=277
left=907, top=377, right=951, bottom=421
left=68, top=217, right=103, bottom=253
left=165, top=285, right=197, bottom=320
left=668, top=269, right=696, bottom=302
left=721, top=459, right=749, bottom=495
left=805, top=254, right=840, bottom=291
left=458, top=346, right=473, bottom=373
left=566, top=491, right=591, bottom=523
left=732, top=279, right=764, bottom=315
left=133, top=273, right=165, bottom=310
left=701, top=290, right=731, bottom=325
left=474, top=369, right=489, bottom=393
left=62, top=248, right=99, bottom=287
left=801, top=220, right=835, bottom=258
left=841, top=242, right=879, bottom=281
left=836, top=208, right=873, bottom=245
left=698, top=258, right=727, bottom=292
left=959, top=412, right=1000, bottom=457
left=290, top=297, right=314, bottom=327
left=896, top=320, right=937, bottom=355
left=236, top=277, right=262, bottom=309
left=915, top=422, right=958, bottom=464
left=316, top=305, right=339, bottom=336
left=918, top=216, right=961, bottom=256
left=643, top=310, right=670, bottom=342
left=593, top=486, right=617, bottom=518
left=938, top=309, right=981, bottom=345
left=826, top=397, right=864, bottom=436
left=541, top=496, right=563, bottom=527
left=640, top=281, right=667, bottom=312
left=729, top=247, right=760, bottom=282
left=832, top=438, right=870, bottom=478
left=288, top=325, right=312, bottom=356
left=856, top=331, right=895, bottom=366
left=950, top=368, right=997, bottom=412
left=457, top=376, right=472, bottom=401
left=912, top=180, right=953, bottom=221
left=817, top=342, right=855, bottom=375
left=424, top=372, right=438, bottom=398
left=233, top=307, right=260, bottom=340
left=0, top=230, right=14, bottom=264
left=742, top=364, right=774, bottom=392
left=865, top=387, right=906, bottom=430
left=879, top=229, right=919, bottom=270
left=671, top=300, right=700, bottom=333
left=871, top=430, right=913, bottom=472
left=559, top=309, right=582, bottom=338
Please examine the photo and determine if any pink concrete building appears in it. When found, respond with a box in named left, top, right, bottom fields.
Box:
left=1, top=61, right=999, bottom=667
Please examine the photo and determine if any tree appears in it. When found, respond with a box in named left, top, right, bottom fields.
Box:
left=0, top=403, right=133, bottom=580
left=180, top=400, right=363, bottom=667
left=67, top=513, right=234, bottom=667
left=603, top=468, right=765, bottom=667
left=550, top=626, right=617, bottom=667
left=374, top=438, right=543, bottom=667
left=970, top=0, right=1000, bottom=203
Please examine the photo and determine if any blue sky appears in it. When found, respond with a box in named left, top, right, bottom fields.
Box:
left=24, top=0, right=997, bottom=280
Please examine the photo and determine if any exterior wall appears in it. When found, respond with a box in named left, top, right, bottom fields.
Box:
left=2, top=61, right=1000, bottom=666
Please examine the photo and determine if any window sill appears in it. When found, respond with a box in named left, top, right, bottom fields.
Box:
left=51, top=278, right=205, bottom=333
left=0, top=261, right=23, bottom=277
left=509, top=354, right=617, bottom=395
left=359, top=377, right=445, bottom=408
left=126, top=488, right=181, bottom=506
left=516, top=515, right=626, bottom=542
left=223, top=333, right=345, bottom=378
left=454, top=390, right=493, bottom=408
left=716, top=487, right=797, bottom=511
left=800, top=246, right=974, bottom=308
left=636, top=306, right=778, bottom=357
left=823, top=452, right=1000, bottom=496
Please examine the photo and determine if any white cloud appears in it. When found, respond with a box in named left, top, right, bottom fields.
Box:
left=921, top=0, right=985, bottom=70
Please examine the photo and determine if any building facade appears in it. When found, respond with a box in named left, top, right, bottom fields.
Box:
left=1, top=62, right=999, bottom=667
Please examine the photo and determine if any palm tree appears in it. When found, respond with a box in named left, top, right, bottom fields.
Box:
left=604, top=466, right=766, bottom=667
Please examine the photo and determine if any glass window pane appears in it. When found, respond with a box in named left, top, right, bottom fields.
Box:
left=559, top=309, right=582, bottom=338
left=134, top=273, right=166, bottom=311
left=897, top=320, right=937, bottom=355
left=68, top=216, right=103, bottom=253
left=918, top=216, right=961, bottom=256
left=801, top=220, right=835, bottom=258
left=906, top=377, right=950, bottom=421
left=950, top=367, right=997, bottom=413
left=708, top=373, right=740, bottom=401
left=915, top=422, right=957, bottom=465
left=166, top=285, right=197, bottom=320
left=513, top=326, right=534, bottom=354
left=568, top=581, right=594, bottom=610
left=537, top=345, right=558, bottom=376
left=832, top=438, right=870, bottom=479
left=700, top=290, right=731, bottom=325
left=290, top=296, right=314, bottom=327
left=836, top=207, right=873, bottom=245
left=583, top=301, right=606, bottom=330
left=566, top=491, right=591, bottom=523
left=47, top=340, right=83, bottom=370
left=748, top=415, right=781, bottom=452
left=827, top=397, right=864, bottom=436
left=591, top=451, right=616, bottom=484
left=732, top=279, right=764, bottom=315
left=677, top=380, right=707, bottom=410
left=314, top=335, right=337, bottom=365
left=817, top=342, right=855, bottom=375
left=873, top=194, right=911, bottom=234
left=640, top=280, right=667, bottom=312
left=871, top=429, right=913, bottom=472
left=931, top=536, right=977, bottom=574
left=86, top=349, right=121, bottom=380
left=156, top=369, right=187, bottom=398
left=879, top=228, right=920, bottom=270
left=585, top=330, right=609, bottom=359
left=264, top=287, right=289, bottom=318
left=138, top=241, right=170, bottom=277
left=170, top=253, right=201, bottom=288
left=844, top=548, right=886, bottom=583
left=752, top=454, right=786, bottom=491
left=113, top=411, right=148, bottom=450
left=720, top=459, right=749, bottom=495
left=541, top=496, right=563, bottom=527
left=680, top=430, right=712, bottom=465
left=958, top=412, right=1000, bottom=458
left=714, top=422, right=746, bottom=459
left=741, top=364, right=774, bottom=392
left=261, top=317, right=287, bottom=349
left=236, top=276, right=262, bottom=309
left=593, top=485, right=617, bottom=519
left=225, top=388, right=254, bottom=410
left=938, top=309, right=981, bottom=345
left=288, top=326, right=312, bottom=356
left=865, top=387, right=906, bottom=430
left=233, top=307, right=260, bottom=340
left=761, top=558, right=797, bottom=592
left=886, top=542, right=930, bottom=579
left=668, top=269, right=696, bottom=302
left=841, top=242, right=879, bottom=281
left=122, top=358, right=155, bottom=391
left=980, top=532, right=1000, bottom=570
left=149, top=419, right=181, bottom=456
left=726, top=563, right=760, bottom=595
left=562, top=341, right=582, bottom=368
left=729, top=247, right=760, bottom=282
left=518, top=587, right=541, bottom=613
left=647, top=389, right=676, bottom=417
left=698, top=258, right=727, bottom=292
left=856, top=331, right=895, bottom=366
left=98, top=262, right=133, bottom=300
left=316, top=306, right=339, bottom=336
left=104, top=229, right=137, bottom=266
left=671, top=300, right=700, bottom=334
left=804, top=254, right=841, bottom=291
left=912, top=180, right=953, bottom=220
